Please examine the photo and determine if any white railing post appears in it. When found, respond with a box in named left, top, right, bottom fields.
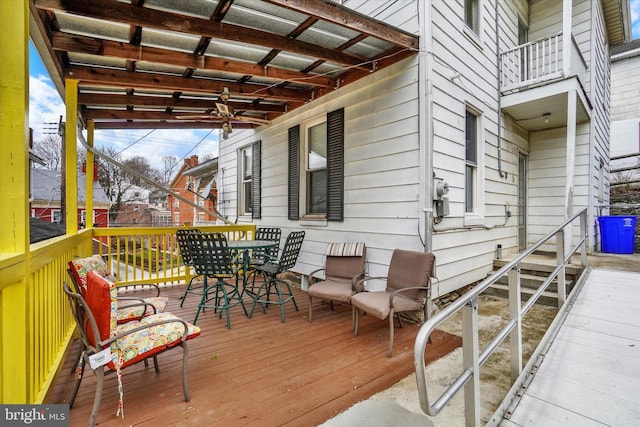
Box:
left=462, top=298, right=480, bottom=426
left=508, top=266, right=523, bottom=381
left=580, top=210, right=588, bottom=268
left=556, top=229, right=566, bottom=307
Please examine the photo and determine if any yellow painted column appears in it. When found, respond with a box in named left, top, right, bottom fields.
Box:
left=0, top=0, right=30, bottom=403
left=86, top=120, right=95, bottom=228
left=65, top=79, right=79, bottom=235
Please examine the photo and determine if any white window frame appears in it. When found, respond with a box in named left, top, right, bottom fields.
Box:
left=174, top=212, right=180, bottom=225
left=51, top=209, right=61, bottom=224
left=300, top=115, right=328, bottom=219
left=133, top=205, right=140, bottom=212
left=463, top=0, right=482, bottom=47
left=464, top=104, right=485, bottom=225
left=238, top=145, right=253, bottom=217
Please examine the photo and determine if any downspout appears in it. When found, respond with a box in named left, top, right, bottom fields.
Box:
left=496, top=0, right=507, bottom=179
left=419, top=0, right=434, bottom=252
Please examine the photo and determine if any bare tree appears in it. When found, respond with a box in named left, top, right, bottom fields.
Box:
left=96, top=149, right=165, bottom=221
left=32, top=135, right=63, bottom=170
left=161, top=155, right=178, bottom=186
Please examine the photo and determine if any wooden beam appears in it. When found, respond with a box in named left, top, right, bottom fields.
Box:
left=263, top=0, right=419, bottom=50
left=78, top=93, right=287, bottom=113
left=35, top=0, right=371, bottom=69
left=93, top=121, right=253, bottom=130
left=66, top=65, right=312, bottom=102
left=52, top=32, right=338, bottom=89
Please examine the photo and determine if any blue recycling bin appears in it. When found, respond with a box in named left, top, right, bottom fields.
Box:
left=597, top=216, right=637, bottom=254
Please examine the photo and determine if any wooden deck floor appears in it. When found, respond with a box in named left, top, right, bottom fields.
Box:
left=502, top=269, right=640, bottom=426
left=47, top=283, right=461, bottom=426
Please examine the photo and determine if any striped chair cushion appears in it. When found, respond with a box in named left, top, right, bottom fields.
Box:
left=325, top=242, right=365, bottom=257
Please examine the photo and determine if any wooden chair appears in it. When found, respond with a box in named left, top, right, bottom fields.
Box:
left=187, top=232, right=247, bottom=328
left=350, top=249, right=435, bottom=357
left=248, top=230, right=305, bottom=322
left=64, top=271, right=200, bottom=427
left=307, top=242, right=366, bottom=323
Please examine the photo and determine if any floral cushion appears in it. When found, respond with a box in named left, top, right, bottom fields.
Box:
left=116, top=297, right=169, bottom=324
left=69, top=256, right=113, bottom=292
left=85, top=271, right=118, bottom=346
left=108, top=312, right=201, bottom=370
left=70, top=255, right=168, bottom=322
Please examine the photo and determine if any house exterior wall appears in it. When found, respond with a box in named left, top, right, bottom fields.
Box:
left=611, top=41, right=640, bottom=157
left=167, top=156, right=218, bottom=225
left=30, top=206, right=109, bottom=228
left=217, top=0, right=615, bottom=297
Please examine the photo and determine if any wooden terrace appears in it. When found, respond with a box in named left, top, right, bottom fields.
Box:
left=47, top=282, right=461, bottom=426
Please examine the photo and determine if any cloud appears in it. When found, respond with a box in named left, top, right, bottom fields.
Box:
left=29, top=75, right=66, bottom=141
left=632, top=0, right=640, bottom=40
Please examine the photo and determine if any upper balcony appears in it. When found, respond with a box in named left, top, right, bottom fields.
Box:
left=500, top=31, right=591, bottom=131
left=501, top=31, right=588, bottom=95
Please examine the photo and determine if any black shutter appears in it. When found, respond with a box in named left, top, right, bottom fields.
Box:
left=326, top=108, right=344, bottom=221
left=288, top=126, right=300, bottom=220
left=251, top=140, right=261, bottom=219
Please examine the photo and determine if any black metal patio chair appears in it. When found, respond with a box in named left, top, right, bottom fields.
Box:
left=248, top=230, right=305, bottom=322
left=187, top=231, right=247, bottom=328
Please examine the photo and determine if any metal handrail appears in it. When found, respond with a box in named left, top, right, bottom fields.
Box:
left=414, top=208, right=588, bottom=426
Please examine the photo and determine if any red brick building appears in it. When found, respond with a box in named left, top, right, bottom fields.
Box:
left=167, top=155, right=219, bottom=225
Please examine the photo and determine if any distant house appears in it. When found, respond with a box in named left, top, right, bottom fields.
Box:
left=30, top=168, right=111, bottom=228
left=113, top=185, right=172, bottom=227
left=167, top=155, right=219, bottom=226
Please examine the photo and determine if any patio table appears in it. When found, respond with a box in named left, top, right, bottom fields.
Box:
left=226, top=239, right=278, bottom=299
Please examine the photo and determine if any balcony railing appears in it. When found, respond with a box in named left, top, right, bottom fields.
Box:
left=0, top=223, right=255, bottom=404
left=500, top=32, right=587, bottom=94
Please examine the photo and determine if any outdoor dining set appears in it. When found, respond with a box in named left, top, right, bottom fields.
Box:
left=62, top=227, right=436, bottom=426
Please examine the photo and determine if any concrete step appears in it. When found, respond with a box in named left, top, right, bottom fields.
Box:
left=493, top=273, right=559, bottom=292
left=482, top=283, right=560, bottom=307
left=493, top=258, right=582, bottom=278
left=488, top=253, right=579, bottom=306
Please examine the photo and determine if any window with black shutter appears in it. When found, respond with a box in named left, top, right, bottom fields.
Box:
left=288, top=108, right=344, bottom=221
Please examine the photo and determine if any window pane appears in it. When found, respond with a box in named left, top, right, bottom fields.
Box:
left=243, top=181, right=252, bottom=213
left=243, top=150, right=252, bottom=179
left=465, top=165, right=475, bottom=212
left=465, top=111, right=477, bottom=164
left=308, top=123, right=327, bottom=170
left=465, top=0, right=478, bottom=33
left=308, top=169, right=327, bottom=214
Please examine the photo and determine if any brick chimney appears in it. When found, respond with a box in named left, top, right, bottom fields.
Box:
left=184, top=155, right=199, bottom=168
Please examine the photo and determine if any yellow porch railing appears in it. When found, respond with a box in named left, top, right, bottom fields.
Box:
left=0, top=224, right=255, bottom=404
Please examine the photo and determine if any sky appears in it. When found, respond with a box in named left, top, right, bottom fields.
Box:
left=28, top=0, right=640, bottom=171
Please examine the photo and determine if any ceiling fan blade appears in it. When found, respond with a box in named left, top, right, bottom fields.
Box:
left=232, top=116, right=271, bottom=125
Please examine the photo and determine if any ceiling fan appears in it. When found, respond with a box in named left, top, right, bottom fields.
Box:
left=176, top=87, right=271, bottom=139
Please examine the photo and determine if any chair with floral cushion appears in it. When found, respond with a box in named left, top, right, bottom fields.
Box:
left=67, top=255, right=170, bottom=374
left=64, top=271, right=201, bottom=427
